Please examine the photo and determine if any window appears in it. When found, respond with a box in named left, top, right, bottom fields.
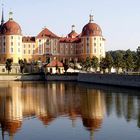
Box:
left=29, top=44, right=30, bottom=48
left=11, top=42, right=13, bottom=46
left=94, top=43, right=96, bottom=46
left=18, top=42, right=20, bottom=46
left=24, top=44, right=26, bottom=48
left=2, top=68, right=5, bottom=72
left=39, top=50, right=41, bottom=54
left=11, top=36, right=13, bottom=39
left=24, top=50, right=26, bottom=54
left=11, top=48, right=13, bottom=53
left=46, top=39, right=49, bottom=45
left=3, top=47, right=5, bottom=53
left=28, top=50, right=30, bottom=54
left=94, top=48, right=96, bottom=53
left=18, top=48, right=20, bottom=53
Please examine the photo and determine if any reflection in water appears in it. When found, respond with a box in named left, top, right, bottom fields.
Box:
left=0, top=82, right=139, bottom=140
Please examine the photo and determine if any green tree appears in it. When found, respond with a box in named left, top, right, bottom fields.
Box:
left=136, top=46, right=140, bottom=71
left=105, top=52, right=114, bottom=73
left=100, top=58, right=107, bottom=73
left=5, top=58, right=13, bottom=74
left=18, top=59, right=25, bottom=74
left=84, top=57, right=91, bottom=71
left=123, top=49, right=134, bottom=72
left=91, top=56, right=99, bottom=72
left=62, top=59, right=69, bottom=73
left=114, top=51, right=125, bottom=73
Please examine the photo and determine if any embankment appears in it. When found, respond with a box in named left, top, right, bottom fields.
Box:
left=0, top=74, right=44, bottom=81
left=0, top=73, right=139, bottom=88
left=78, top=73, right=140, bottom=88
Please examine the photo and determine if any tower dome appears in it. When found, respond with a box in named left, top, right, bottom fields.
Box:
left=81, top=15, right=102, bottom=37
left=0, top=12, right=22, bottom=35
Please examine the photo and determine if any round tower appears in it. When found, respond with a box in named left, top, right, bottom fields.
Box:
left=0, top=12, right=22, bottom=63
left=81, top=15, right=105, bottom=60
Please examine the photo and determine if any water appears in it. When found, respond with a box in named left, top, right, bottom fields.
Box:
left=0, top=81, right=140, bottom=140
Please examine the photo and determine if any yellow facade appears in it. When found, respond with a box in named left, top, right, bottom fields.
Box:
left=0, top=35, right=22, bottom=63
left=0, top=14, right=105, bottom=64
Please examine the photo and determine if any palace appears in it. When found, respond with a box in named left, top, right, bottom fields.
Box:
left=0, top=11, right=105, bottom=64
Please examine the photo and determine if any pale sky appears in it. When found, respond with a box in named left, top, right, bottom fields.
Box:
left=2, top=0, right=140, bottom=51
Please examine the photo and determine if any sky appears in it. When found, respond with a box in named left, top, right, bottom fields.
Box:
left=2, top=0, right=140, bottom=51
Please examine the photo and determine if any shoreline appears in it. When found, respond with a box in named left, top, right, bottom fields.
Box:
left=0, top=73, right=139, bottom=89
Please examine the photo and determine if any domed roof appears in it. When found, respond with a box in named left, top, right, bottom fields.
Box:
left=81, top=23, right=102, bottom=37
left=0, top=19, right=22, bottom=35
left=81, top=15, right=102, bottom=37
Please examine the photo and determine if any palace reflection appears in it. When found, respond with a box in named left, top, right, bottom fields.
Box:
left=0, top=82, right=140, bottom=140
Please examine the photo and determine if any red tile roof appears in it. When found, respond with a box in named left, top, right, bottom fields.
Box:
left=37, top=28, right=59, bottom=38
left=59, top=37, right=81, bottom=43
left=47, top=60, right=63, bottom=67
left=68, top=30, right=78, bottom=38
left=22, top=36, right=35, bottom=43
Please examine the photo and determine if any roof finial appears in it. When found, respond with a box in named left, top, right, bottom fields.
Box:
left=9, top=11, right=13, bottom=20
left=89, top=14, right=94, bottom=23
left=72, top=25, right=75, bottom=31
left=1, top=3, right=4, bottom=25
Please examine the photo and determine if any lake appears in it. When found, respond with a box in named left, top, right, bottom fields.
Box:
left=0, top=81, right=139, bottom=140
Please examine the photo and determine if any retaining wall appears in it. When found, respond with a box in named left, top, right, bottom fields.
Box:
left=78, top=73, right=140, bottom=88
left=0, top=75, right=45, bottom=81
left=0, top=73, right=139, bottom=88
left=46, top=75, right=77, bottom=81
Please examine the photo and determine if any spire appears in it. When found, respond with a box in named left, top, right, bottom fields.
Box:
left=1, top=3, right=4, bottom=25
left=89, top=14, right=94, bottom=23
left=71, top=25, right=75, bottom=31
left=9, top=11, right=13, bottom=20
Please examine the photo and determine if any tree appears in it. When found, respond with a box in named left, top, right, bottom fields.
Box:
left=105, top=52, right=113, bottom=73
left=91, top=56, right=99, bottom=72
left=100, top=58, right=107, bottom=73
left=123, top=49, right=134, bottom=72
left=18, top=59, right=25, bottom=74
left=62, top=59, right=69, bottom=73
left=114, top=51, right=125, bottom=73
left=84, top=57, right=91, bottom=71
left=136, top=46, right=140, bottom=71
left=5, top=58, right=13, bottom=74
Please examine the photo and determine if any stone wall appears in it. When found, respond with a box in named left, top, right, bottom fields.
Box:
left=0, top=74, right=45, bottom=81
left=46, top=75, right=77, bottom=81
left=78, top=73, right=140, bottom=88
left=0, top=73, right=139, bottom=88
